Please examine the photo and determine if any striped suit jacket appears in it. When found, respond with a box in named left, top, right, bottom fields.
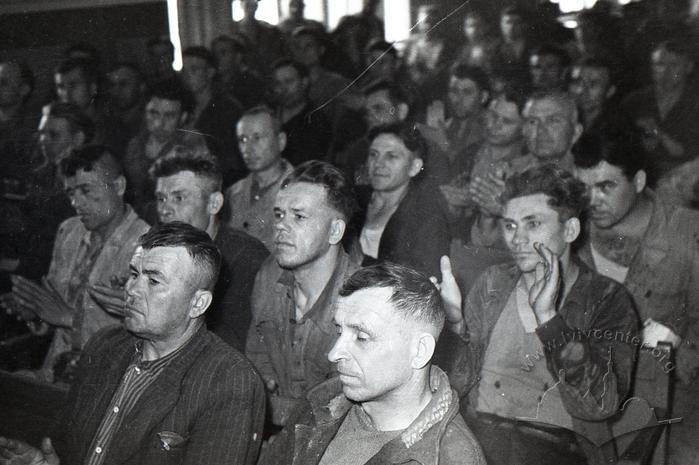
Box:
left=54, top=324, right=265, bottom=465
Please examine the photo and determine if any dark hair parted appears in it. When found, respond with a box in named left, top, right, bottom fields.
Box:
left=60, top=144, right=123, bottom=180
left=147, top=79, right=195, bottom=115
left=281, top=160, right=356, bottom=220
left=572, top=131, right=646, bottom=180
left=502, top=164, right=589, bottom=220
left=339, top=262, right=445, bottom=333
left=42, top=102, right=95, bottom=142
left=150, top=145, right=223, bottom=192
left=139, top=221, right=222, bottom=291
left=368, top=122, right=427, bottom=161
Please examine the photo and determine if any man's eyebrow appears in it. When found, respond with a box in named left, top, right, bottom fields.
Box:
left=142, top=268, right=168, bottom=282
left=346, top=322, right=374, bottom=336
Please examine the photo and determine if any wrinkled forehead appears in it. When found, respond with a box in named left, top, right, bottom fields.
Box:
left=524, top=96, right=574, bottom=120
left=335, top=287, right=396, bottom=325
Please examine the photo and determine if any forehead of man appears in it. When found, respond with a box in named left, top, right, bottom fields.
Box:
left=370, top=132, right=414, bottom=156
left=489, top=97, right=521, bottom=120
left=572, top=65, right=610, bottom=84
left=277, top=181, right=334, bottom=213
left=238, top=112, right=275, bottom=135
left=336, top=287, right=409, bottom=336
left=524, top=95, right=575, bottom=121
left=575, top=160, right=631, bottom=187
left=156, top=170, right=212, bottom=196
left=65, top=161, right=119, bottom=188
left=132, top=245, right=201, bottom=289
left=503, top=193, right=562, bottom=223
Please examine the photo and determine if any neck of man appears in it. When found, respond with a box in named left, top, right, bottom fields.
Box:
left=0, top=102, right=21, bottom=124
left=593, top=190, right=653, bottom=240
left=371, top=182, right=410, bottom=209
left=281, top=100, right=306, bottom=123
left=291, top=245, right=341, bottom=318
left=141, top=320, right=202, bottom=361
left=582, top=105, right=602, bottom=128
left=361, top=368, right=433, bottom=431
left=252, top=158, right=285, bottom=187
left=521, top=246, right=578, bottom=301
left=93, top=202, right=127, bottom=242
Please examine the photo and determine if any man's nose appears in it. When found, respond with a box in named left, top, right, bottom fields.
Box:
left=327, top=337, right=347, bottom=363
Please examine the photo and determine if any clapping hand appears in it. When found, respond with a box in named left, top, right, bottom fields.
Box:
left=528, top=243, right=560, bottom=325
left=88, top=275, right=128, bottom=318
left=4, top=276, right=72, bottom=328
left=469, top=172, right=505, bottom=217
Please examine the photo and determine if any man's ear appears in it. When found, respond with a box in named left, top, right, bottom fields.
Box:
left=409, top=157, right=424, bottom=177
left=411, top=333, right=436, bottom=370
left=189, top=289, right=213, bottom=318
left=480, top=90, right=490, bottom=105
left=605, top=85, right=617, bottom=100
left=207, top=191, right=224, bottom=216
left=179, top=111, right=189, bottom=127
left=633, top=170, right=647, bottom=194
left=112, top=175, right=127, bottom=197
left=329, top=218, right=346, bottom=245
left=563, top=217, right=581, bottom=244
left=396, top=102, right=409, bottom=121
left=571, top=121, right=583, bottom=146
left=277, top=131, right=287, bottom=152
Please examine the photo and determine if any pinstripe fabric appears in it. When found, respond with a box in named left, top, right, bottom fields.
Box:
left=84, top=342, right=182, bottom=465
left=54, top=325, right=266, bottom=465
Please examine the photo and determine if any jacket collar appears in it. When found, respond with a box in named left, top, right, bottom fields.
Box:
left=305, top=366, right=458, bottom=465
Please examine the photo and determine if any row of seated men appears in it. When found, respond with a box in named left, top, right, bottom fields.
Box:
left=0, top=94, right=697, bottom=465
left=0, top=6, right=698, bottom=465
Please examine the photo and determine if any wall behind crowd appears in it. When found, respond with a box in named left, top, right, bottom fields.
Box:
left=0, top=2, right=168, bottom=115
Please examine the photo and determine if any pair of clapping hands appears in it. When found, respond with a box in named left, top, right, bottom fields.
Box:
left=0, top=274, right=129, bottom=330
left=440, top=170, right=506, bottom=216
left=0, top=276, right=71, bottom=330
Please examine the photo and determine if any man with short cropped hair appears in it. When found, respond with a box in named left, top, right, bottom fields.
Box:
left=573, top=132, right=699, bottom=465
left=260, top=263, right=486, bottom=465
left=246, top=160, right=358, bottom=425
left=1, top=145, right=149, bottom=383
left=0, top=222, right=266, bottom=465
left=225, top=105, right=294, bottom=251
left=440, top=164, right=638, bottom=465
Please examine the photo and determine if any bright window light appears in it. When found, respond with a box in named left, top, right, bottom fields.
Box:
left=166, top=0, right=183, bottom=71
left=557, top=0, right=598, bottom=13
left=384, top=0, right=411, bottom=43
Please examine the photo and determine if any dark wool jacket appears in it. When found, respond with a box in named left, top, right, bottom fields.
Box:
left=259, top=367, right=486, bottom=465
left=54, top=325, right=265, bottom=465
left=442, top=261, right=639, bottom=447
